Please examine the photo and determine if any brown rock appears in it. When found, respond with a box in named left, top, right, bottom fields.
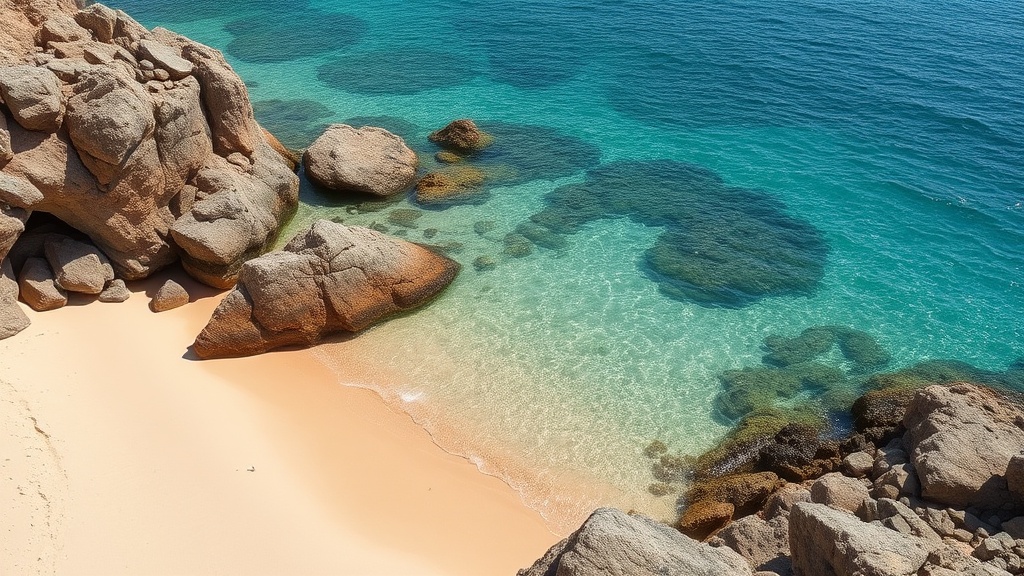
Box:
left=150, top=278, right=188, bottom=312
left=434, top=150, right=463, bottom=164
left=428, top=119, right=493, bottom=152
left=98, top=278, right=129, bottom=303
left=414, top=166, right=486, bottom=205
left=0, top=65, right=65, bottom=132
left=19, top=256, right=66, bottom=311
left=0, top=258, right=29, bottom=339
left=44, top=236, right=114, bottom=294
left=688, top=472, right=784, bottom=515
left=810, top=473, right=872, bottom=515
left=679, top=500, right=734, bottom=540
left=193, top=220, right=460, bottom=359
left=303, top=124, right=418, bottom=197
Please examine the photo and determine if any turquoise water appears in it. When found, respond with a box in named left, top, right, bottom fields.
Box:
left=114, top=0, right=1024, bottom=530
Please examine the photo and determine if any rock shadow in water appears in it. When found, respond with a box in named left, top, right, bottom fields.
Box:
left=525, top=160, right=828, bottom=308
left=252, top=99, right=334, bottom=150
left=115, top=0, right=299, bottom=25
left=224, top=10, right=366, bottom=63
left=317, top=49, right=481, bottom=95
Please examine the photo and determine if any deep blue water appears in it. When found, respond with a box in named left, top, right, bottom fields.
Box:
left=113, top=0, right=1024, bottom=529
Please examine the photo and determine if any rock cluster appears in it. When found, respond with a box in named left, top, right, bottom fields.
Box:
left=523, top=383, right=1024, bottom=576
left=192, top=219, right=460, bottom=359
left=0, top=0, right=299, bottom=338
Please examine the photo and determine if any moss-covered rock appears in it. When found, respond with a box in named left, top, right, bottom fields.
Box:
left=502, top=233, right=533, bottom=258
left=686, top=471, right=783, bottom=515
left=715, top=362, right=846, bottom=421
left=762, top=326, right=837, bottom=367
left=835, top=327, right=891, bottom=372
left=387, top=208, right=423, bottom=228
left=678, top=500, right=734, bottom=540
left=694, top=409, right=823, bottom=480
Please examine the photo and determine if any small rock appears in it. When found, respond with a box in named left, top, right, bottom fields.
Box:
left=138, top=59, right=155, bottom=70
left=388, top=208, right=423, bottom=228
left=843, top=451, right=875, bottom=478
left=98, top=279, right=130, bottom=303
left=473, top=255, right=496, bottom=271
left=428, top=119, right=493, bottom=152
left=18, top=257, right=66, bottom=311
left=150, top=279, right=189, bottom=312
left=473, top=220, right=496, bottom=235
left=137, top=39, right=193, bottom=80
left=153, top=68, right=170, bottom=82
left=435, top=151, right=463, bottom=164
left=503, top=233, right=533, bottom=258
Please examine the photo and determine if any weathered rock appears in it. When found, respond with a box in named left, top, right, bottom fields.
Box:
left=0, top=258, right=29, bottom=339
left=518, top=507, right=752, bottom=576
left=137, top=39, right=193, bottom=80
left=428, top=119, right=493, bottom=152
left=18, top=256, right=66, bottom=311
left=764, top=483, right=812, bottom=520
left=875, top=498, right=941, bottom=542
left=73, top=3, right=118, bottom=43
left=39, top=13, right=91, bottom=46
left=304, top=124, right=418, bottom=197
left=0, top=114, right=13, bottom=166
left=193, top=220, right=460, bottom=359
left=43, top=236, right=114, bottom=294
left=150, top=278, right=188, bottom=312
left=810, top=473, right=871, bottom=515
left=679, top=500, right=734, bottom=540
left=711, top=513, right=791, bottom=573
left=688, top=472, right=784, bottom=515
left=97, top=278, right=129, bottom=303
left=903, top=384, right=1024, bottom=511
left=789, top=502, right=940, bottom=576
left=843, top=451, right=875, bottom=478
left=414, top=166, right=486, bottom=205
left=0, top=65, right=65, bottom=132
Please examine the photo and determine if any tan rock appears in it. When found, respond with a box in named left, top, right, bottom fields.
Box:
left=0, top=113, right=13, bottom=166
left=39, top=13, right=91, bottom=46
left=97, top=278, right=129, bottom=303
left=19, top=256, right=66, bottom=311
left=0, top=258, right=29, bottom=339
left=44, top=236, right=114, bottom=294
left=303, top=124, right=418, bottom=197
left=193, top=220, right=460, bottom=358
left=0, top=65, right=65, bottom=132
left=150, top=278, right=188, bottom=312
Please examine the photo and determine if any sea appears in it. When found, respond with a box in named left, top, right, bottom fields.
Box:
left=110, top=0, right=1024, bottom=532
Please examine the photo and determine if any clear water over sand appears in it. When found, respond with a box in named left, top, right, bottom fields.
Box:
left=114, top=0, right=1024, bottom=530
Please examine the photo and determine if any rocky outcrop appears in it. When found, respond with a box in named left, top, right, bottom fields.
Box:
left=192, top=220, right=460, bottom=359
left=0, top=0, right=298, bottom=297
left=303, top=124, right=417, bottom=197
left=789, top=502, right=939, bottom=576
left=903, top=383, right=1024, bottom=511
left=97, top=278, right=129, bottom=302
left=428, top=119, right=493, bottom=152
left=518, top=507, right=752, bottom=576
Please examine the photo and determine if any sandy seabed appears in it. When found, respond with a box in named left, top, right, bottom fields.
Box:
left=0, top=269, right=557, bottom=575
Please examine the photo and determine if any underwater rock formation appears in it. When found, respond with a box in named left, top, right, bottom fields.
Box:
left=524, top=160, right=827, bottom=308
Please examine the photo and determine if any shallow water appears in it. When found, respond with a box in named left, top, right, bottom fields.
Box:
left=114, top=0, right=1024, bottom=530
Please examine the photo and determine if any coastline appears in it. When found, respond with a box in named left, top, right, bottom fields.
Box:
left=0, top=269, right=556, bottom=575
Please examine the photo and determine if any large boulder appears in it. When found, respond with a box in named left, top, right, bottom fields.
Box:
left=903, top=384, right=1024, bottom=511
left=0, top=4, right=298, bottom=289
left=303, top=124, right=418, bottom=197
left=193, top=220, right=460, bottom=359
left=518, top=507, right=752, bottom=576
left=0, top=65, right=65, bottom=132
left=789, top=502, right=939, bottom=576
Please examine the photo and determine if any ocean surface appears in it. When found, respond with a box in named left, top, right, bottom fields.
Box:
left=112, top=0, right=1024, bottom=531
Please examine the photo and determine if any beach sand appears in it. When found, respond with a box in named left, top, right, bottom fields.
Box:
left=0, top=269, right=557, bottom=575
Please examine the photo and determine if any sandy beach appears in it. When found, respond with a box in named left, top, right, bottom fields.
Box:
left=0, top=269, right=557, bottom=575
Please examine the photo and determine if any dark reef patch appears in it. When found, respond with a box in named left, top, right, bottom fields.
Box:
left=252, top=99, right=333, bottom=149
left=109, top=0, right=293, bottom=24
left=523, top=160, right=827, bottom=307
left=317, top=49, right=481, bottom=95
left=223, top=10, right=365, bottom=63
left=468, top=122, right=602, bottom=185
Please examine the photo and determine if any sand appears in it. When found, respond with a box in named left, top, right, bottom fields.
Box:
left=0, top=269, right=558, bottom=575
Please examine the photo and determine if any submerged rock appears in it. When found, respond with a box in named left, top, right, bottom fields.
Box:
left=518, top=507, right=752, bottom=576
left=304, top=124, right=418, bottom=197
left=428, top=119, right=493, bottom=152
left=414, top=167, right=486, bottom=205
left=193, top=220, right=459, bottom=359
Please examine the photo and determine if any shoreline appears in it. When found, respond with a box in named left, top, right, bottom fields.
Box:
left=0, top=268, right=557, bottom=575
